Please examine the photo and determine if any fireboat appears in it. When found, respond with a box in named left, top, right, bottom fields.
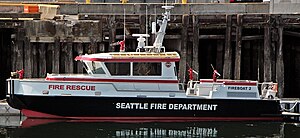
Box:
left=6, top=6, right=282, bottom=121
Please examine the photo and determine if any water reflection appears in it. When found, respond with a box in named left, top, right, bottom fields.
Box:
left=1, top=118, right=300, bottom=138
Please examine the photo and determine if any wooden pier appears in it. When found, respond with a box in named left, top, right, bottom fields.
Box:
left=1, top=3, right=300, bottom=99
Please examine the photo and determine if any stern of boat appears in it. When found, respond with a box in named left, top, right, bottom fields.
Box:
left=6, top=78, right=26, bottom=110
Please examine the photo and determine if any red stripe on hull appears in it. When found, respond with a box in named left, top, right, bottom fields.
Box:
left=200, top=79, right=257, bottom=86
left=21, top=119, right=65, bottom=128
left=75, top=57, right=180, bottom=62
left=22, top=109, right=63, bottom=119
left=45, top=77, right=179, bottom=83
left=22, top=109, right=283, bottom=122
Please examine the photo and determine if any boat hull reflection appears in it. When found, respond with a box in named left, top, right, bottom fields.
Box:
left=5, top=119, right=289, bottom=137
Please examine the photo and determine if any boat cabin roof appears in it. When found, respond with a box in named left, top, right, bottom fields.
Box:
left=75, top=52, right=180, bottom=62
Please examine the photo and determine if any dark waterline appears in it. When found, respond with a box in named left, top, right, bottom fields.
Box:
left=0, top=117, right=300, bottom=138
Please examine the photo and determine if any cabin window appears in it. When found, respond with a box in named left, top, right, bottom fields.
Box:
left=105, top=63, right=130, bottom=75
left=85, top=61, right=105, bottom=74
left=92, top=62, right=105, bottom=74
left=133, top=63, right=161, bottom=76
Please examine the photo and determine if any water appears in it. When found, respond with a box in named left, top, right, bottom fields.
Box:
left=0, top=117, right=300, bottom=138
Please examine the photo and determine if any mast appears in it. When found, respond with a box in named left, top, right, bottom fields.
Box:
left=153, top=6, right=173, bottom=52
left=134, top=6, right=173, bottom=53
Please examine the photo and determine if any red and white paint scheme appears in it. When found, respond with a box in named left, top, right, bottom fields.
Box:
left=6, top=6, right=282, bottom=121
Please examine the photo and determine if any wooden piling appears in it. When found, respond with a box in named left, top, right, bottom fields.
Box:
left=38, top=43, right=46, bottom=77
left=192, top=15, right=199, bottom=74
left=276, top=16, right=284, bottom=98
left=32, top=43, right=38, bottom=78
left=52, top=37, right=60, bottom=73
left=90, top=37, right=98, bottom=54
left=109, top=15, right=116, bottom=52
left=139, top=15, right=146, bottom=34
left=15, top=28, right=24, bottom=71
left=179, top=15, right=189, bottom=83
left=11, top=32, right=16, bottom=72
left=24, top=37, right=32, bottom=78
left=234, top=14, right=243, bottom=80
left=264, top=14, right=272, bottom=82
left=47, top=43, right=53, bottom=74
left=75, top=43, right=83, bottom=73
left=65, top=38, right=73, bottom=73
left=223, top=14, right=232, bottom=79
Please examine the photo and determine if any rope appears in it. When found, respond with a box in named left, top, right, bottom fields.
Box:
left=281, top=100, right=300, bottom=112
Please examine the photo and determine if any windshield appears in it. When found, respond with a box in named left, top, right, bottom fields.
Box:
left=85, top=61, right=105, bottom=74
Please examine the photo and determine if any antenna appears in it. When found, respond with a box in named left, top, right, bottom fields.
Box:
left=146, top=4, right=148, bottom=46
left=152, top=5, right=173, bottom=52
left=211, top=64, right=215, bottom=71
left=124, top=7, right=126, bottom=41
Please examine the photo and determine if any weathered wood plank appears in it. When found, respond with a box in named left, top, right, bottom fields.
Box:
left=192, top=15, right=199, bottom=74
left=75, top=43, right=83, bottom=73
left=0, top=13, right=40, bottom=19
left=38, top=43, right=46, bottom=77
left=271, top=31, right=277, bottom=82
left=234, top=14, right=243, bottom=80
left=90, top=37, right=98, bottom=54
left=52, top=37, right=60, bottom=73
left=47, top=43, right=54, bottom=74
left=61, top=42, right=67, bottom=73
left=223, top=14, right=232, bottom=79
left=32, top=43, right=38, bottom=78
left=179, top=15, right=189, bottom=83
left=24, top=37, right=32, bottom=78
left=15, top=29, right=24, bottom=71
left=242, top=35, right=264, bottom=41
left=199, top=35, right=224, bottom=39
left=65, top=39, right=74, bottom=73
left=276, top=20, right=284, bottom=98
left=264, top=15, right=272, bottom=82
left=11, top=33, right=16, bottom=72
left=97, top=17, right=103, bottom=43
left=108, top=15, right=116, bottom=52
left=139, top=15, right=146, bottom=34
left=284, top=31, right=300, bottom=38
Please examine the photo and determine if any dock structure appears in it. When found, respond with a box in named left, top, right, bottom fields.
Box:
left=0, top=2, right=300, bottom=99
left=281, top=99, right=300, bottom=121
left=0, top=100, right=20, bottom=116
